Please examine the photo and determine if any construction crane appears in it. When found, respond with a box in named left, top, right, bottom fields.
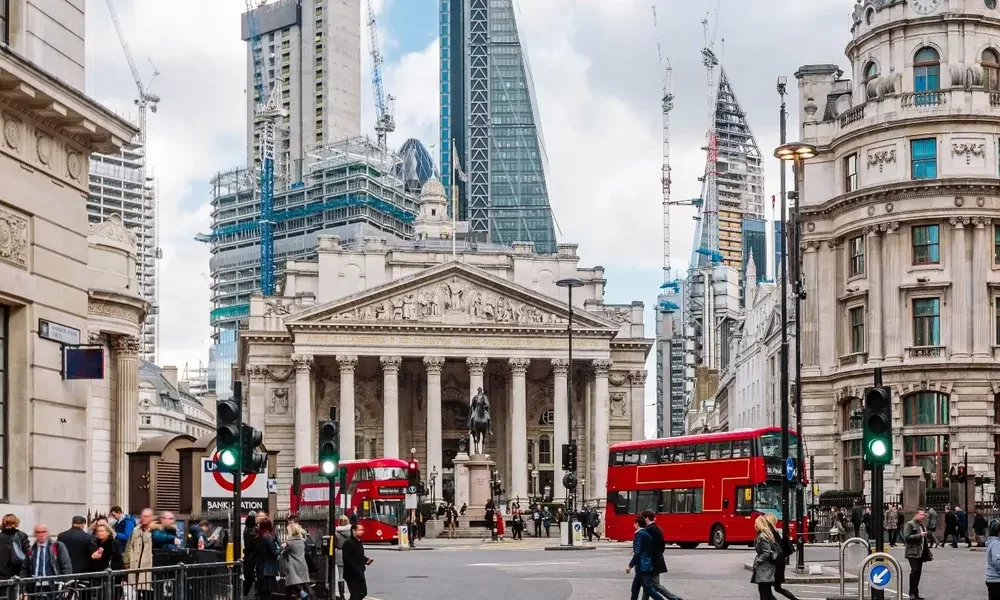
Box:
left=104, top=0, right=160, bottom=149
left=245, top=0, right=287, bottom=296
left=696, top=0, right=723, bottom=266
left=652, top=5, right=681, bottom=308
left=367, top=0, right=395, bottom=148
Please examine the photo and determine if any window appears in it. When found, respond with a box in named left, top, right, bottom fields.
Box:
left=913, top=298, right=941, bottom=346
left=841, top=397, right=863, bottom=431
left=849, top=235, right=865, bottom=276
left=0, top=0, right=8, bottom=46
left=863, top=62, right=878, bottom=83
left=911, top=224, right=940, bottom=264
left=910, top=138, right=937, bottom=180
left=985, top=49, right=1000, bottom=91
left=843, top=439, right=863, bottom=491
left=537, top=435, right=552, bottom=465
left=527, top=438, right=534, bottom=466
left=850, top=306, right=866, bottom=353
left=845, top=153, right=859, bottom=192
left=995, top=395, right=1000, bottom=489
left=661, top=488, right=703, bottom=514
left=995, top=225, right=1000, bottom=263
left=355, top=435, right=365, bottom=459
left=996, top=298, right=1000, bottom=345
left=903, top=392, right=949, bottom=425
left=913, top=47, right=941, bottom=92
left=904, top=434, right=950, bottom=487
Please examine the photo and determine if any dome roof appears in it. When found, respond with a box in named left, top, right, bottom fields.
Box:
left=395, top=138, right=439, bottom=192
left=420, top=177, right=446, bottom=201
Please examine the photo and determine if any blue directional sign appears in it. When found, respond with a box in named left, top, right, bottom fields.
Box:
left=785, top=457, right=795, bottom=481
left=868, top=564, right=891, bottom=590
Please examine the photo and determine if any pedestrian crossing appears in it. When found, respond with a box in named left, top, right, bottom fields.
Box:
left=786, top=582, right=898, bottom=599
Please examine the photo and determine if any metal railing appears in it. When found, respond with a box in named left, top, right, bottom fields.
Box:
left=838, top=537, right=871, bottom=596
left=0, top=561, right=240, bottom=600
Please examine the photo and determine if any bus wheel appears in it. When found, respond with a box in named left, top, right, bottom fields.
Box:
left=677, top=542, right=699, bottom=549
left=710, top=525, right=728, bottom=550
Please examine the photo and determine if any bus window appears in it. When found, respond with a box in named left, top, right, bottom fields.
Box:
left=624, top=450, right=640, bottom=465
left=732, top=440, right=750, bottom=458
left=636, top=490, right=659, bottom=514
left=694, top=444, right=708, bottom=461
left=659, top=448, right=672, bottom=463
left=611, top=451, right=624, bottom=466
left=673, top=446, right=688, bottom=462
left=609, top=491, right=633, bottom=515
left=708, top=443, right=720, bottom=460
left=760, top=434, right=781, bottom=457
left=660, top=490, right=672, bottom=513
left=718, top=441, right=732, bottom=459
left=735, top=487, right=754, bottom=515
left=639, top=448, right=660, bottom=465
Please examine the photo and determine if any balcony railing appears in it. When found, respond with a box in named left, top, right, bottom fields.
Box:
left=906, top=345, right=945, bottom=359
left=826, top=87, right=992, bottom=139
left=838, top=352, right=868, bottom=367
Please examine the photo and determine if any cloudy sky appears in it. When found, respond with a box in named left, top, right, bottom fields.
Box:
left=84, top=0, right=855, bottom=436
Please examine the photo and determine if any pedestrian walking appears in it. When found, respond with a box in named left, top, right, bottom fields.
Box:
left=334, top=516, right=351, bottom=600
left=495, top=508, right=506, bottom=541
left=342, top=523, right=373, bottom=600
left=124, top=508, right=155, bottom=599
left=280, top=523, right=313, bottom=600
left=976, top=508, right=989, bottom=547
left=485, top=499, right=496, bottom=542
left=944, top=505, right=957, bottom=547
left=542, top=507, right=552, bottom=538
left=58, top=515, right=95, bottom=574
left=885, top=505, right=899, bottom=548
left=108, top=506, right=135, bottom=555
left=750, top=516, right=778, bottom=600
left=445, top=504, right=458, bottom=539
left=862, top=507, right=872, bottom=541
left=626, top=516, right=668, bottom=600
left=151, top=511, right=181, bottom=550
left=242, top=513, right=260, bottom=598
left=88, top=523, right=123, bottom=572
left=926, top=507, right=938, bottom=548
left=896, top=506, right=905, bottom=544
left=254, top=517, right=280, bottom=600
left=850, top=501, right=863, bottom=539
left=955, top=505, right=973, bottom=548
left=763, top=515, right=799, bottom=600
left=639, top=511, right=682, bottom=600
left=986, top=521, right=1000, bottom=600
left=20, top=523, right=72, bottom=597
left=902, top=509, right=930, bottom=600
left=0, top=513, right=30, bottom=579
left=532, top=504, right=542, bottom=537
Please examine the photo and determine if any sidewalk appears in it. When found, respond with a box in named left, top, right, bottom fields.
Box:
left=742, top=560, right=856, bottom=585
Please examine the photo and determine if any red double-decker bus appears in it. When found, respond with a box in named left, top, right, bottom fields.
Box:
left=604, top=427, right=805, bottom=549
left=290, top=458, right=410, bottom=543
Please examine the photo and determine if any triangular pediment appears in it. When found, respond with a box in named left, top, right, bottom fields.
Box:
left=286, top=262, right=619, bottom=330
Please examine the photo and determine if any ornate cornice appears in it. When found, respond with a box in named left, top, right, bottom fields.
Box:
left=88, top=293, right=148, bottom=328
left=800, top=178, right=1000, bottom=221
left=88, top=214, right=137, bottom=249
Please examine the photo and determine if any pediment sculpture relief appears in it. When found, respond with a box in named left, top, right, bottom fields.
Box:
left=334, top=278, right=566, bottom=325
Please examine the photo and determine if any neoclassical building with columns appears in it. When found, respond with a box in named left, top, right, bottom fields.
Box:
left=237, top=180, right=652, bottom=509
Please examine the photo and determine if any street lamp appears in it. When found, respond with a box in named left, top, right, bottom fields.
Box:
left=531, top=469, right=539, bottom=501
left=774, top=138, right=816, bottom=572
left=430, top=466, right=439, bottom=510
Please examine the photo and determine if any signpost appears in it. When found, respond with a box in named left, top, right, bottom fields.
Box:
left=38, top=319, right=81, bottom=345
left=868, top=564, right=891, bottom=590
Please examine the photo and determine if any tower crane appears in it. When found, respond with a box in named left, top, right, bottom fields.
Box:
left=696, top=0, right=723, bottom=266
left=367, top=0, right=395, bottom=148
left=104, top=0, right=160, bottom=149
left=652, top=5, right=681, bottom=311
left=245, top=0, right=287, bottom=297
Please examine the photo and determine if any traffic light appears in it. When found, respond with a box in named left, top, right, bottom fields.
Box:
left=241, top=424, right=266, bottom=474
left=317, top=420, right=339, bottom=477
left=216, top=397, right=241, bottom=473
left=407, top=459, right=420, bottom=491
left=862, top=386, right=893, bottom=465
left=955, top=465, right=968, bottom=483
left=567, top=444, right=578, bottom=472
left=562, top=471, right=577, bottom=491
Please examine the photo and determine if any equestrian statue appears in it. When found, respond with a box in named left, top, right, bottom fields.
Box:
left=468, top=387, right=492, bottom=455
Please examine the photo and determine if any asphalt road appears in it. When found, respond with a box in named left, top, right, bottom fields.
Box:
left=354, top=538, right=991, bottom=599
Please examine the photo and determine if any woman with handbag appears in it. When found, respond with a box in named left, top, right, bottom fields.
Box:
left=280, top=523, right=313, bottom=600
left=751, top=516, right=778, bottom=600
left=764, top=515, right=800, bottom=600
left=0, top=514, right=29, bottom=579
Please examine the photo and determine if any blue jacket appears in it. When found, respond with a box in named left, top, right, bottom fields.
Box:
left=113, top=514, right=136, bottom=553
left=987, top=537, right=1000, bottom=583
left=958, top=510, right=969, bottom=531
left=151, top=526, right=178, bottom=550
left=629, top=528, right=655, bottom=574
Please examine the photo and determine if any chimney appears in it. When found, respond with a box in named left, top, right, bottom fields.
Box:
left=162, top=366, right=178, bottom=389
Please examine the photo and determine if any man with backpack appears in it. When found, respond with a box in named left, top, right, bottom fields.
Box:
left=20, top=524, right=72, bottom=583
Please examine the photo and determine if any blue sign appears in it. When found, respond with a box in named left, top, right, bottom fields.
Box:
left=868, top=564, right=891, bottom=590
left=785, top=457, right=795, bottom=481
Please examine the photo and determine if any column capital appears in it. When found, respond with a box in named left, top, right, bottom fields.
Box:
left=592, top=359, right=613, bottom=377
left=864, top=225, right=881, bottom=237
left=336, top=355, right=358, bottom=372
left=550, top=358, right=569, bottom=376
left=508, top=357, right=530, bottom=376
left=950, top=216, right=971, bottom=228
left=423, top=356, right=446, bottom=373
left=629, top=369, right=647, bottom=386
left=972, top=216, right=992, bottom=228
left=88, top=331, right=103, bottom=344
left=291, top=353, right=314, bottom=372
left=380, top=355, right=402, bottom=373
left=466, top=356, right=489, bottom=375
left=112, top=335, right=140, bottom=358
left=878, top=221, right=900, bottom=235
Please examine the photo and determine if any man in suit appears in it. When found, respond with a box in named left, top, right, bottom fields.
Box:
left=21, top=523, right=72, bottom=595
left=626, top=517, right=668, bottom=600
left=341, top=523, right=373, bottom=600
left=57, top=516, right=94, bottom=574
left=640, top=511, right=683, bottom=600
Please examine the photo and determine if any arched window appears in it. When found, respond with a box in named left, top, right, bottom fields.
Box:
left=902, top=392, right=950, bottom=488
left=355, top=434, right=365, bottom=459
left=913, top=47, right=941, bottom=92
left=984, top=49, right=1000, bottom=91
left=866, top=9, right=875, bottom=25
left=842, top=397, right=863, bottom=431
left=903, top=392, right=949, bottom=425
left=864, top=61, right=879, bottom=84
left=537, top=434, right=552, bottom=465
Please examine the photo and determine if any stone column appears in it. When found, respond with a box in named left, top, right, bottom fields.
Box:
left=973, top=217, right=992, bottom=359
left=629, top=370, right=647, bottom=440
left=801, top=241, right=820, bottom=372
left=291, top=354, right=314, bottom=467
left=551, top=359, right=569, bottom=494
left=112, top=335, right=140, bottom=509
left=509, top=357, right=530, bottom=500
left=949, top=218, right=970, bottom=359
left=380, top=356, right=402, bottom=458
left=866, top=226, right=884, bottom=363
left=336, top=355, right=358, bottom=461
left=466, top=357, right=488, bottom=401
left=818, top=240, right=839, bottom=370
left=585, top=377, right=593, bottom=499
left=423, top=356, right=445, bottom=503
left=592, top=359, right=613, bottom=502
left=881, top=223, right=903, bottom=362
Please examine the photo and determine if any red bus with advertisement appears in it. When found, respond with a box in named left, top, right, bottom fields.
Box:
left=290, top=458, right=410, bottom=543
left=604, top=427, right=805, bottom=548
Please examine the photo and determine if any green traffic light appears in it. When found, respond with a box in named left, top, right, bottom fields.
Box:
left=869, top=439, right=888, bottom=458
left=321, top=460, right=336, bottom=475
left=220, top=449, right=238, bottom=467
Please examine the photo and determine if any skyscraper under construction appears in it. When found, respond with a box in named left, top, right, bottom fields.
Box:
left=439, top=0, right=558, bottom=254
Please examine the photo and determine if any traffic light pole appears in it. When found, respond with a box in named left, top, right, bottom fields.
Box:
left=328, top=474, right=336, bottom=600
left=870, top=367, right=885, bottom=600
left=776, top=79, right=791, bottom=555
left=231, top=381, right=243, bottom=600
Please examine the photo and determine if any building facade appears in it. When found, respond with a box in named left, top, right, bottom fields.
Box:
left=0, top=3, right=139, bottom=530
left=242, top=0, right=362, bottom=185
left=138, top=362, right=214, bottom=442
left=439, top=0, right=558, bottom=253
left=238, top=180, right=651, bottom=509
left=796, top=0, right=1000, bottom=495
left=88, top=145, right=159, bottom=362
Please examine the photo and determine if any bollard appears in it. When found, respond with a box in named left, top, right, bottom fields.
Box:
left=839, top=537, right=871, bottom=596
left=398, top=524, right=411, bottom=551
left=857, top=552, right=903, bottom=600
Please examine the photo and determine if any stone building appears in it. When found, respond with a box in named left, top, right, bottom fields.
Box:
left=795, top=0, right=1000, bottom=495
left=138, top=362, right=215, bottom=443
left=0, top=5, right=139, bottom=529
left=238, top=179, right=652, bottom=509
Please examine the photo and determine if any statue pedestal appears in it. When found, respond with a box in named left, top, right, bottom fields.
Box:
left=459, top=453, right=495, bottom=523
left=453, top=452, right=471, bottom=513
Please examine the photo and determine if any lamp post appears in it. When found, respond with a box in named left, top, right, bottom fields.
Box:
left=775, top=139, right=817, bottom=572
left=430, top=465, right=439, bottom=511
left=531, top=469, right=539, bottom=501
left=556, top=277, right=584, bottom=536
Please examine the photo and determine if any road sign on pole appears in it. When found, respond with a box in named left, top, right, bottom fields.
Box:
left=868, top=564, right=891, bottom=590
left=785, top=457, right=795, bottom=481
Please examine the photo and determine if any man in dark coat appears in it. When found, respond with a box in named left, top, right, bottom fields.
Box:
left=640, top=511, right=682, bottom=600
left=954, top=505, right=972, bottom=548
left=341, top=523, right=373, bottom=600
left=56, top=516, right=94, bottom=574
left=850, top=501, right=864, bottom=539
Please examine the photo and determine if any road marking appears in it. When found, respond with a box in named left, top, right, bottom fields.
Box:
left=466, top=560, right=580, bottom=567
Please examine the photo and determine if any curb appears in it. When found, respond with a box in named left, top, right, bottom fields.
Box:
left=742, top=561, right=856, bottom=585
left=543, top=545, right=597, bottom=551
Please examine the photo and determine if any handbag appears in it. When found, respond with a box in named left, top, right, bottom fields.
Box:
left=11, top=539, right=25, bottom=562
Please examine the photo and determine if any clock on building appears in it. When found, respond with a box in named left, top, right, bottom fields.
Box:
left=911, top=0, right=940, bottom=14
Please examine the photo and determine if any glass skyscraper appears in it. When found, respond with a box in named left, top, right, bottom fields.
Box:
left=440, top=0, right=557, bottom=254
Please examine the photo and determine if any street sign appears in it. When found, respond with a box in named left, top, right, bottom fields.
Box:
left=201, top=456, right=267, bottom=498
left=785, top=457, right=795, bottom=481
left=868, top=564, right=891, bottom=590
left=38, top=319, right=81, bottom=346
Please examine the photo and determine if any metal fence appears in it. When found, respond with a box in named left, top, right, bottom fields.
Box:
left=0, top=561, right=240, bottom=600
